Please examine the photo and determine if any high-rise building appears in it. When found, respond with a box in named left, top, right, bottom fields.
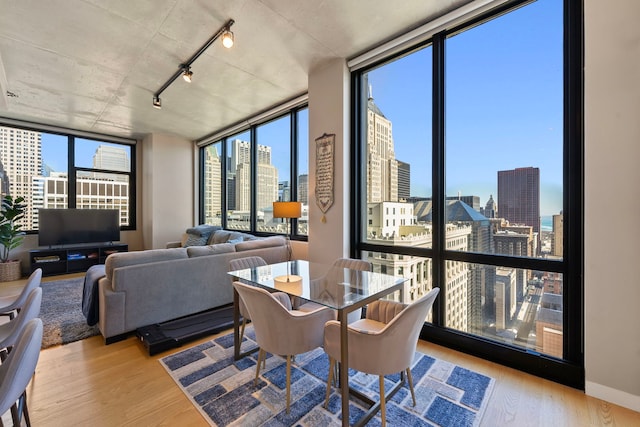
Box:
left=231, top=139, right=277, bottom=214
left=552, top=211, right=563, bottom=257
left=397, top=160, right=410, bottom=201
left=483, top=194, right=497, bottom=218
left=497, top=167, right=540, bottom=253
left=93, top=145, right=129, bottom=171
left=366, top=94, right=398, bottom=203
left=0, top=126, right=42, bottom=229
left=297, top=174, right=308, bottom=204
left=203, top=146, right=222, bottom=225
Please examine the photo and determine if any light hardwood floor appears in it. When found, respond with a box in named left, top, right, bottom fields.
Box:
left=3, top=275, right=640, bottom=426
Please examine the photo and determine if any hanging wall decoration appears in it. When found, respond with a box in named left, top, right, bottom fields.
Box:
left=315, top=133, right=335, bottom=223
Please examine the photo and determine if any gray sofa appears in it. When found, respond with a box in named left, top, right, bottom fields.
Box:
left=97, top=230, right=288, bottom=343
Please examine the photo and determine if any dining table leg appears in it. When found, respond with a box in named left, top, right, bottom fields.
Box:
left=340, top=309, right=349, bottom=427
left=233, top=289, right=241, bottom=360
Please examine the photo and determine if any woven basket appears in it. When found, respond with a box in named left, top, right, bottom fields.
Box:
left=0, top=260, right=21, bottom=282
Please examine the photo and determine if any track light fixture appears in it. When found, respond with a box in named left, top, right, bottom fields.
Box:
left=152, top=18, right=235, bottom=109
left=221, top=30, right=234, bottom=48
left=182, top=65, right=193, bottom=83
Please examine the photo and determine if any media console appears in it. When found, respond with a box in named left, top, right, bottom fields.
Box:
left=29, top=243, right=128, bottom=276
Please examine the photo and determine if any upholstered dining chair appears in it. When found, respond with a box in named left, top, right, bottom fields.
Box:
left=323, top=287, right=440, bottom=426
left=0, top=268, right=42, bottom=320
left=232, top=281, right=335, bottom=414
left=229, top=256, right=292, bottom=342
left=0, top=287, right=42, bottom=361
left=0, top=318, right=44, bottom=427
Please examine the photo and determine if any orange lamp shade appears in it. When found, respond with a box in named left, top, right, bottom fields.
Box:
left=273, top=201, right=302, bottom=219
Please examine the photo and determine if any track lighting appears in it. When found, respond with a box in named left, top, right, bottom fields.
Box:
left=182, top=66, right=193, bottom=83
left=221, top=30, right=234, bottom=48
left=152, top=19, right=235, bottom=109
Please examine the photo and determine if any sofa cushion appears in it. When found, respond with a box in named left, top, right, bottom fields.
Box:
left=235, top=235, right=286, bottom=251
left=105, top=248, right=189, bottom=278
left=211, top=230, right=256, bottom=244
left=186, top=243, right=236, bottom=258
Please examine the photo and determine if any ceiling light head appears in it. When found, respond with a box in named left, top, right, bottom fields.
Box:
left=182, top=66, right=193, bottom=83
left=221, top=29, right=234, bottom=48
left=152, top=96, right=162, bottom=109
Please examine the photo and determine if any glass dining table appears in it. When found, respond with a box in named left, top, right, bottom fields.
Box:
left=228, top=259, right=407, bottom=427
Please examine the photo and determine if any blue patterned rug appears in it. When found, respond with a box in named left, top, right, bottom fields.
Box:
left=160, top=327, right=494, bottom=426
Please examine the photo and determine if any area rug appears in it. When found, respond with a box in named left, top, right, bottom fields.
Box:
left=40, top=277, right=99, bottom=348
left=160, top=327, right=495, bottom=426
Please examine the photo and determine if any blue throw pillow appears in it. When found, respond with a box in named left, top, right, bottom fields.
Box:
left=183, top=233, right=208, bottom=247
left=227, top=237, right=243, bottom=244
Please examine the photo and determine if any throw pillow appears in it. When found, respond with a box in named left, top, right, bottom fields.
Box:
left=182, top=225, right=220, bottom=247
left=183, top=233, right=208, bottom=247
left=227, top=237, right=243, bottom=244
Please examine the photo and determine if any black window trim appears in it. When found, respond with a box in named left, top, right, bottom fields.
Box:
left=0, top=120, right=137, bottom=232
left=198, top=105, right=309, bottom=241
left=351, top=0, right=584, bottom=389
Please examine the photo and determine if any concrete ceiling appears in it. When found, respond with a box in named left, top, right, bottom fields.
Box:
left=0, top=0, right=471, bottom=141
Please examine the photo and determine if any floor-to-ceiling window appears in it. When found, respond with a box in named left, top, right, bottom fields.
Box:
left=353, top=0, right=582, bottom=388
left=199, top=104, right=308, bottom=239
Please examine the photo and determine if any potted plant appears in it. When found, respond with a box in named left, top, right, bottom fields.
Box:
left=0, top=195, right=26, bottom=281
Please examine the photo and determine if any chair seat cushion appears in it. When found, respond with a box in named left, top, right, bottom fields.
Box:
left=348, top=318, right=386, bottom=334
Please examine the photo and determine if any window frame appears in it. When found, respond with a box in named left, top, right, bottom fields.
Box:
left=198, top=105, right=309, bottom=241
left=351, top=0, right=583, bottom=389
left=0, top=121, right=137, bottom=232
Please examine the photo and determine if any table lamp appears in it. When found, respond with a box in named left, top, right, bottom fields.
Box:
left=273, top=201, right=302, bottom=283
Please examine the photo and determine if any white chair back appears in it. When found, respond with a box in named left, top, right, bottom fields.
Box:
left=0, top=318, right=43, bottom=420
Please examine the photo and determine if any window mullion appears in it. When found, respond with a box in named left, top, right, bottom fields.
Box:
left=432, top=31, right=447, bottom=327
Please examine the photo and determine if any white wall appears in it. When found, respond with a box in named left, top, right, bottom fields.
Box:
left=141, top=133, right=195, bottom=249
left=307, top=58, right=351, bottom=265
left=584, top=0, right=640, bottom=411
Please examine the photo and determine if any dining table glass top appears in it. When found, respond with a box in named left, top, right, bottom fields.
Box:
left=228, top=259, right=407, bottom=310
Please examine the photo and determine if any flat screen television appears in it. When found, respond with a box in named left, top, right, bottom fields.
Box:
left=38, top=209, right=121, bottom=247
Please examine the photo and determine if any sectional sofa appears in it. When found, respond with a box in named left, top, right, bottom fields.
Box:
left=96, top=229, right=288, bottom=343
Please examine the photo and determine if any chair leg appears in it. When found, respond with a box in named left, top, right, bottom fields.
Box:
left=325, top=357, right=335, bottom=408
left=240, top=318, right=247, bottom=342
left=254, top=349, right=265, bottom=386
left=379, top=376, right=386, bottom=427
left=406, top=367, right=417, bottom=406
left=286, top=355, right=292, bottom=414
left=22, top=391, right=31, bottom=427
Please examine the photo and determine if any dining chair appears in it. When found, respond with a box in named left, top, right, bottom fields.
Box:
left=323, top=287, right=440, bottom=426
left=229, top=256, right=292, bottom=343
left=0, top=318, right=44, bottom=427
left=232, top=281, right=335, bottom=414
left=0, top=287, right=42, bottom=361
left=0, top=268, right=42, bottom=320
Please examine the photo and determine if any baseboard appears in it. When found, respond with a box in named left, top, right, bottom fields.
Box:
left=585, top=380, right=640, bottom=412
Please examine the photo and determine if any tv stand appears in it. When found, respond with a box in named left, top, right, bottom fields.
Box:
left=30, top=243, right=128, bottom=276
